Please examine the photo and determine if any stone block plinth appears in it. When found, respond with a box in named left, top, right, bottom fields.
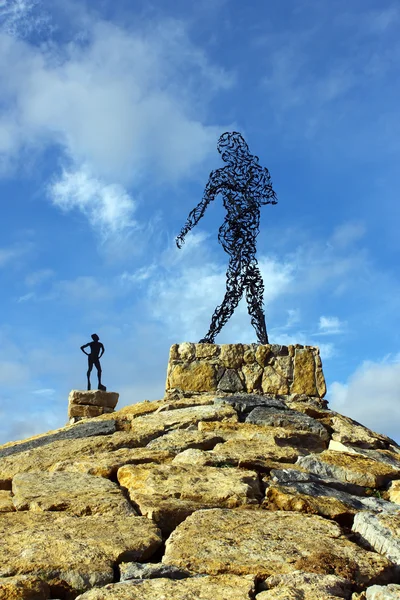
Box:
left=68, top=390, right=119, bottom=423
left=165, top=343, right=326, bottom=400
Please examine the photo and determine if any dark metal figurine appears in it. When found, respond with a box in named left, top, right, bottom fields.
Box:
left=80, top=334, right=106, bottom=391
left=176, top=131, right=277, bottom=344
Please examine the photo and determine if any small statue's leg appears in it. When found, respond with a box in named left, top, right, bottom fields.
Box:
left=245, top=263, right=269, bottom=344
left=200, top=256, right=244, bottom=343
left=87, top=369, right=91, bottom=391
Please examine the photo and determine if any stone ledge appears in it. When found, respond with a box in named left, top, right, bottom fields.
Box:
left=165, top=343, right=326, bottom=400
left=68, top=390, right=119, bottom=421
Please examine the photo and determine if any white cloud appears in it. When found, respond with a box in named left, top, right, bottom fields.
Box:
left=149, top=235, right=294, bottom=342
left=25, top=268, right=54, bottom=287
left=330, top=222, right=366, bottom=249
left=0, top=0, right=50, bottom=37
left=0, top=243, right=30, bottom=267
left=49, top=166, right=137, bottom=237
left=0, top=15, right=232, bottom=234
left=329, top=356, right=400, bottom=443
left=318, top=315, right=346, bottom=335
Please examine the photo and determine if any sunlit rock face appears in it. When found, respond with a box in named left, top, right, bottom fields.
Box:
left=1, top=344, right=400, bottom=600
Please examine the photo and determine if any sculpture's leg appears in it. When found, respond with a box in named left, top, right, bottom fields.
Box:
left=199, top=256, right=244, bottom=343
left=87, top=368, right=91, bottom=391
left=87, top=357, right=93, bottom=391
left=245, top=262, right=269, bottom=344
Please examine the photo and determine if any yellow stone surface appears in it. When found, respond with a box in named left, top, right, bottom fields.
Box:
left=0, top=431, right=162, bottom=484
left=75, top=575, right=256, bottom=600
left=118, top=463, right=261, bottom=531
left=0, top=490, right=14, bottom=512
left=178, top=342, right=196, bottom=360
left=12, top=471, right=135, bottom=516
left=315, top=353, right=327, bottom=398
left=291, top=348, right=318, bottom=396
left=168, top=362, right=217, bottom=392
left=297, top=450, right=400, bottom=488
left=242, top=363, right=263, bottom=392
left=0, top=576, right=50, bottom=600
left=220, top=344, right=244, bottom=369
left=255, top=345, right=273, bottom=366
left=0, top=512, right=162, bottom=594
left=329, top=414, right=394, bottom=449
left=262, top=365, right=290, bottom=394
left=195, top=343, right=220, bottom=358
left=163, top=508, right=396, bottom=585
left=68, top=404, right=114, bottom=418
left=50, top=448, right=173, bottom=478
left=258, top=571, right=351, bottom=600
left=264, top=484, right=357, bottom=521
left=388, top=481, right=400, bottom=504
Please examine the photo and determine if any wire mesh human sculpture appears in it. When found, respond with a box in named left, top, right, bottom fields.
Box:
left=176, top=132, right=277, bottom=344
left=80, top=334, right=106, bottom=391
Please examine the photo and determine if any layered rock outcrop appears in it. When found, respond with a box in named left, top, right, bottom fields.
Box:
left=68, top=390, right=119, bottom=423
left=0, top=344, right=400, bottom=600
left=166, top=343, right=326, bottom=398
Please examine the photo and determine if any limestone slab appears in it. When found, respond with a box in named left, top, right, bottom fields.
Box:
left=130, top=404, right=237, bottom=440
left=146, top=430, right=224, bottom=453
left=246, top=406, right=329, bottom=441
left=0, top=575, right=50, bottom=600
left=264, top=483, right=397, bottom=522
left=0, top=431, right=161, bottom=485
left=0, top=490, right=14, bottom=512
left=258, top=571, right=351, bottom=600
left=388, top=481, right=400, bottom=504
left=118, top=463, right=261, bottom=532
left=353, top=513, right=400, bottom=565
left=75, top=575, right=256, bottom=600
left=329, top=414, right=395, bottom=450
left=214, top=394, right=287, bottom=416
left=297, top=451, right=400, bottom=488
left=68, top=405, right=115, bottom=418
left=68, top=390, right=119, bottom=408
left=50, top=448, right=173, bottom=478
left=119, top=561, right=191, bottom=581
left=168, top=361, right=217, bottom=392
left=163, top=508, right=397, bottom=586
left=365, top=584, right=400, bottom=599
left=291, top=347, right=318, bottom=396
left=0, top=420, right=116, bottom=459
left=12, top=471, right=135, bottom=516
left=262, top=365, right=289, bottom=395
left=0, top=512, right=162, bottom=595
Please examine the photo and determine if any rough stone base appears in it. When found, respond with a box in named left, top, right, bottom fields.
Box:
left=165, top=343, right=326, bottom=401
left=68, top=390, right=119, bottom=422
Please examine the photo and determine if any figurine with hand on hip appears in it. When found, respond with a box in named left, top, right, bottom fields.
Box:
left=80, top=334, right=106, bottom=391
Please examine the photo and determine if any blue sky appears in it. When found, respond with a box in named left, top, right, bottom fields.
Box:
left=0, top=0, right=399, bottom=444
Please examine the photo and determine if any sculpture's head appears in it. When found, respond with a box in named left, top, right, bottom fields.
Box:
left=91, top=333, right=99, bottom=341
left=217, top=131, right=251, bottom=164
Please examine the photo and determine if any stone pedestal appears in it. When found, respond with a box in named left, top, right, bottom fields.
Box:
left=68, top=390, right=119, bottom=424
left=165, top=343, right=326, bottom=400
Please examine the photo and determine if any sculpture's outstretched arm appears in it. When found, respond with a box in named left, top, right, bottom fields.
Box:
left=176, top=176, right=219, bottom=248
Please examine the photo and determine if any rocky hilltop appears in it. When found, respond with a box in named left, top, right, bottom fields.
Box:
left=1, top=344, right=400, bottom=600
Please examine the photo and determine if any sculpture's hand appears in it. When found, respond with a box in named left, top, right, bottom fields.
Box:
left=176, top=234, right=185, bottom=249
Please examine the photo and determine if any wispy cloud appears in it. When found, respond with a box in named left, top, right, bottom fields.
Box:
left=49, top=166, right=137, bottom=238
left=318, top=315, right=346, bottom=335
left=0, top=13, right=232, bottom=236
left=329, top=355, right=400, bottom=442
left=0, top=0, right=51, bottom=37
